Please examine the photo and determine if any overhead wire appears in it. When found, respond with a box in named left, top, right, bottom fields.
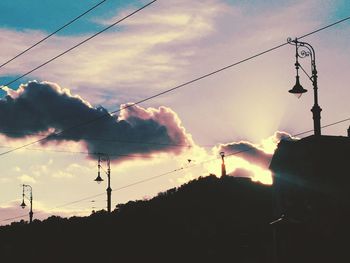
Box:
left=1, top=12, right=349, bottom=89
left=0, top=214, right=29, bottom=223
left=0, top=0, right=158, bottom=89
left=1, top=116, right=349, bottom=223
left=6, top=147, right=172, bottom=159
left=0, top=130, right=210, bottom=148
left=292, top=117, right=350, bottom=137
left=0, top=0, right=108, bottom=70
left=0, top=15, right=349, bottom=158
left=195, top=117, right=350, bottom=164
left=0, top=5, right=348, bottom=89
left=298, top=15, right=350, bottom=39
left=0, top=115, right=348, bottom=157
left=0, top=167, right=184, bottom=222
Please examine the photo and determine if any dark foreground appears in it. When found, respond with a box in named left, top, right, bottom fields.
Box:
left=0, top=176, right=273, bottom=263
left=1, top=173, right=350, bottom=263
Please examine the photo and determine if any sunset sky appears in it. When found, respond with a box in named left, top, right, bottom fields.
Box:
left=0, top=0, right=349, bottom=224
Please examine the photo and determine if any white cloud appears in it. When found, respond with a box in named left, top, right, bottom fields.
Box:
left=13, top=166, right=21, bottom=172
left=0, top=0, right=228, bottom=103
left=1, top=1, right=347, bottom=143
left=0, top=177, right=11, bottom=183
left=17, top=174, right=36, bottom=184
left=52, top=171, right=74, bottom=179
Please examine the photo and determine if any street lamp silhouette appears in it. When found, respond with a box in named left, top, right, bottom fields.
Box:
left=20, top=184, right=33, bottom=223
left=287, top=37, right=322, bottom=136
left=94, top=153, right=112, bottom=212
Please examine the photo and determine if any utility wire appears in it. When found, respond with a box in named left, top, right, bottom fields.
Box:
left=0, top=0, right=157, bottom=89
left=1, top=116, right=349, bottom=223
left=1, top=12, right=348, bottom=90
left=0, top=167, right=184, bottom=222
left=1, top=116, right=349, bottom=156
left=292, top=117, right=350, bottom=137
left=0, top=15, right=349, bottom=158
left=0, top=214, right=28, bottom=222
left=197, top=117, right=350, bottom=164
left=0, top=0, right=108, bottom=70
left=298, top=15, right=350, bottom=39
left=53, top=168, right=184, bottom=209
left=3, top=147, right=174, bottom=159
left=0, top=130, right=205, bottom=148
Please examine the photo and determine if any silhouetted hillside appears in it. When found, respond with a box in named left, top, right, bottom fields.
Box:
left=0, top=175, right=273, bottom=263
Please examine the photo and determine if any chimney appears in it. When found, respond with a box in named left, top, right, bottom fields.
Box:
left=348, top=126, right=350, bottom=137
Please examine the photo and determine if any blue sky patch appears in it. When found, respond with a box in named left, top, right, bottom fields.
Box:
left=0, top=75, right=32, bottom=96
left=0, top=0, right=144, bottom=36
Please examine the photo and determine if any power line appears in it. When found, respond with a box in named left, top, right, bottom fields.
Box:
left=0, top=15, right=349, bottom=158
left=53, top=193, right=106, bottom=209
left=298, top=15, right=350, bottom=39
left=1, top=116, right=349, bottom=153
left=53, top=168, right=185, bottom=209
left=0, top=130, right=207, bottom=148
left=0, top=0, right=158, bottom=89
left=1, top=115, right=348, bottom=156
left=1, top=116, right=349, bottom=223
left=0, top=214, right=28, bottom=223
left=292, top=117, right=350, bottom=137
left=2, top=147, right=174, bottom=159
left=0, top=167, right=184, bottom=222
left=1, top=10, right=348, bottom=91
left=0, top=0, right=108, bottom=70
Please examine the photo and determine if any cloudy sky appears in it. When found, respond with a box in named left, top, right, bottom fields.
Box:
left=0, top=0, right=349, bottom=224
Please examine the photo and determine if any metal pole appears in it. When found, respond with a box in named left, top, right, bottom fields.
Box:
left=29, top=193, right=33, bottom=223
left=288, top=38, right=322, bottom=136
left=23, top=184, right=33, bottom=223
left=306, top=41, right=322, bottom=136
left=106, top=157, right=111, bottom=213
left=311, top=66, right=322, bottom=136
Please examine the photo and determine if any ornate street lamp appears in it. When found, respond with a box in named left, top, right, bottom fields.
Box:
left=287, top=37, right=322, bottom=136
left=94, top=153, right=112, bottom=212
left=20, top=184, right=33, bottom=223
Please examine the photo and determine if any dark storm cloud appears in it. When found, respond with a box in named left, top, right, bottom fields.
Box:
left=220, top=142, right=272, bottom=168
left=274, top=131, right=295, bottom=142
left=0, top=81, right=193, bottom=160
left=218, top=132, right=295, bottom=169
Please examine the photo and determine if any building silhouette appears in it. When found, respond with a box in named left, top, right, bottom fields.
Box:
left=270, top=133, right=350, bottom=263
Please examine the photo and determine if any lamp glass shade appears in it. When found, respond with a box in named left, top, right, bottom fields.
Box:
left=94, top=172, right=104, bottom=184
left=20, top=200, right=26, bottom=209
left=289, top=76, right=307, bottom=98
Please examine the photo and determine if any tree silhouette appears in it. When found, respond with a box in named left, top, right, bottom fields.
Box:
left=0, top=175, right=273, bottom=263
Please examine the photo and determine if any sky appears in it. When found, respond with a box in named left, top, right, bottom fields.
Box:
left=0, top=0, right=349, bottom=224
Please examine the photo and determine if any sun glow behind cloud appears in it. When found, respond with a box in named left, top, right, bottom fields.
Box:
left=203, top=131, right=295, bottom=185
left=203, top=155, right=273, bottom=185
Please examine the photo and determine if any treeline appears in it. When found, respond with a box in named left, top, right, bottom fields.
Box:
left=0, top=175, right=274, bottom=263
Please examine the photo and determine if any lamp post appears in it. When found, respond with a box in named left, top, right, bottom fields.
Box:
left=94, top=153, right=112, bottom=213
left=20, top=184, right=33, bottom=223
left=287, top=37, right=322, bottom=136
